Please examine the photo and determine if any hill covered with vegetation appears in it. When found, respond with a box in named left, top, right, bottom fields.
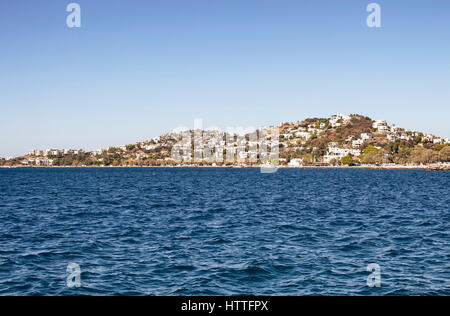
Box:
left=1, top=114, right=449, bottom=167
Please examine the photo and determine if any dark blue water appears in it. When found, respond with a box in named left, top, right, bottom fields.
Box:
left=0, top=168, right=449, bottom=295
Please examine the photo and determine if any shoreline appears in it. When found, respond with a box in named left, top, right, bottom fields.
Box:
left=1, top=164, right=447, bottom=170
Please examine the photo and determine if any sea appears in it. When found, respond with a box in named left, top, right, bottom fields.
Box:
left=0, top=168, right=449, bottom=295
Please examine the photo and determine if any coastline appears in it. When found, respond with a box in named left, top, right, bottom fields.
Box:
left=1, top=164, right=447, bottom=170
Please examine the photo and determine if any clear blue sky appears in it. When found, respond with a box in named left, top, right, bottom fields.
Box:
left=1, top=0, right=449, bottom=157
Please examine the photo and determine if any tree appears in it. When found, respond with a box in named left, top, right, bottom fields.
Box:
left=360, top=146, right=383, bottom=164
left=341, top=154, right=354, bottom=165
left=439, top=146, right=450, bottom=162
left=303, top=154, right=313, bottom=164
left=394, top=147, right=412, bottom=164
left=409, top=146, right=438, bottom=164
left=363, top=146, right=380, bottom=154
left=361, top=151, right=384, bottom=164
left=329, top=158, right=338, bottom=166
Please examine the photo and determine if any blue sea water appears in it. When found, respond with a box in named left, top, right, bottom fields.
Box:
left=0, top=168, right=449, bottom=296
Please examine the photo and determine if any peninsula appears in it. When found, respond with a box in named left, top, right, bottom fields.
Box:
left=1, top=114, right=449, bottom=169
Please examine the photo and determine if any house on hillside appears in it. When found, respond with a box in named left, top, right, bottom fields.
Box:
left=377, top=125, right=389, bottom=134
left=295, top=131, right=311, bottom=140
left=391, top=125, right=402, bottom=133
left=288, top=159, right=303, bottom=167
left=361, top=133, right=373, bottom=141
left=330, top=114, right=351, bottom=128
left=372, top=120, right=387, bottom=129
left=352, top=139, right=364, bottom=148
left=387, top=133, right=398, bottom=142
left=323, top=146, right=361, bottom=163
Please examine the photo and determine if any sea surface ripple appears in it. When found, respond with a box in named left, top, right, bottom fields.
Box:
left=0, top=168, right=449, bottom=295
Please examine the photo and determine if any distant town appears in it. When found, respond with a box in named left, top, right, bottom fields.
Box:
left=1, top=114, right=449, bottom=169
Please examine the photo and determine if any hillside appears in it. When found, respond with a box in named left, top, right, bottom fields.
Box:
left=1, top=114, right=449, bottom=167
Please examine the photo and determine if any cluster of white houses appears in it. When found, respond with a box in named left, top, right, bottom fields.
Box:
left=23, top=149, right=86, bottom=166
left=285, top=116, right=449, bottom=166
left=98, top=114, right=448, bottom=166
left=170, top=128, right=279, bottom=163
left=91, top=136, right=165, bottom=157
left=323, top=144, right=362, bottom=163
left=89, top=131, right=278, bottom=164
left=329, top=114, right=352, bottom=127
left=22, top=157, right=54, bottom=166
left=373, top=120, right=448, bottom=144
left=28, top=149, right=85, bottom=157
left=7, top=114, right=448, bottom=166
left=320, top=120, right=448, bottom=163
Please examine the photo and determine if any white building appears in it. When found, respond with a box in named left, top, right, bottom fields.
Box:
left=349, top=133, right=373, bottom=148
left=373, top=120, right=387, bottom=129
left=238, top=151, right=248, bottom=160
left=400, top=133, right=411, bottom=141
left=330, top=114, right=351, bottom=128
left=93, top=149, right=103, bottom=156
left=308, top=128, right=323, bottom=135
left=44, top=149, right=63, bottom=157
left=295, top=131, right=311, bottom=140
left=288, top=159, right=303, bottom=167
left=144, top=144, right=159, bottom=151
left=361, top=133, right=373, bottom=141
left=387, top=133, right=398, bottom=142
left=377, top=125, right=389, bottom=134
left=352, top=139, right=364, bottom=148
left=323, top=147, right=361, bottom=163
left=28, top=149, right=44, bottom=156
left=391, top=125, right=402, bottom=133
left=35, top=158, right=53, bottom=166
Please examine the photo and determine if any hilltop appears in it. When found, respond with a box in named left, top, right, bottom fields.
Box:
left=1, top=114, right=449, bottom=167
